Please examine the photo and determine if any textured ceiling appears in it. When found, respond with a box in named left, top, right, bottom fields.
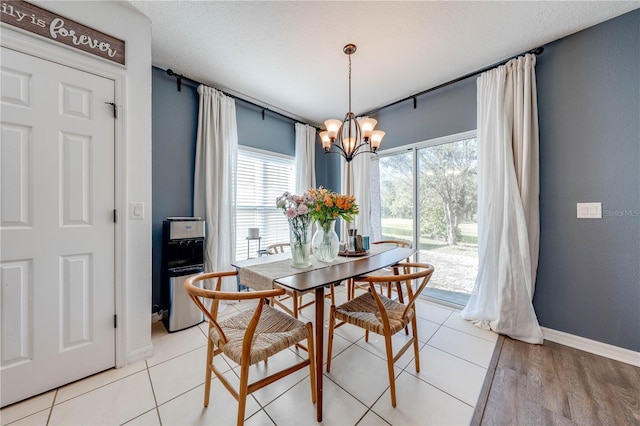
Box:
left=129, top=1, right=639, bottom=126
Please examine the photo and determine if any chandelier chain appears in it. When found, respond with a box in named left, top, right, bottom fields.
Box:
left=348, top=53, right=352, bottom=113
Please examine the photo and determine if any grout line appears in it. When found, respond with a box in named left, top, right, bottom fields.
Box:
left=440, top=322, right=499, bottom=343
left=144, top=362, right=162, bottom=425
left=45, top=389, right=57, bottom=426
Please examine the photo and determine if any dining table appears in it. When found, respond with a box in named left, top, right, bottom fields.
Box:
left=231, top=244, right=415, bottom=422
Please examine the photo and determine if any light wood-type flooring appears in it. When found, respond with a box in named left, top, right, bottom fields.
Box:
left=473, top=336, right=640, bottom=425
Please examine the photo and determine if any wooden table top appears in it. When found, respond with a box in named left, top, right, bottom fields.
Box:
left=274, top=247, right=414, bottom=292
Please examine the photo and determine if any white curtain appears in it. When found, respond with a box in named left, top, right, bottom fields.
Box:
left=294, top=123, right=316, bottom=195
left=193, top=85, right=238, bottom=292
left=340, top=156, right=372, bottom=241
left=461, top=54, right=543, bottom=344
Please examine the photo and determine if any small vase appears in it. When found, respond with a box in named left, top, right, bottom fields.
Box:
left=289, top=216, right=311, bottom=268
left=312, top=219, right=340, bottom=263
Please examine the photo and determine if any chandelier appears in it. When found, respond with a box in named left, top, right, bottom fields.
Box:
left=319, top=44, right=384, bottom=163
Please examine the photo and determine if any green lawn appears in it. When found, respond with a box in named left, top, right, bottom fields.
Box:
left=381, top=217, right=478, bottom=257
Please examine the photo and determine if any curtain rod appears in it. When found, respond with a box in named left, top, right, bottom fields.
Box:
left=165, top=68, right=317, bottom=128
left=361, top=46, right=544, bottom=117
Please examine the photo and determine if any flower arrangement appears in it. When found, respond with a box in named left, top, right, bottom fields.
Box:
left=306, top=187, right=359, bottom=224
left=276, top=192, right=314, bottom=267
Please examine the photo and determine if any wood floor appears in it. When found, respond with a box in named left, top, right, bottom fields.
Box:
left=472, top=336, right=640, bottom=425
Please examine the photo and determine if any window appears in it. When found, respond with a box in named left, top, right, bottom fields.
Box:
left=235, top=147, right=294, bottom=261
left=373, top=131, right=478, bottom=306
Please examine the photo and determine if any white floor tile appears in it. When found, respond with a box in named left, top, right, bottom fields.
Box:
left=56, top=359, right=147, bottom=403
left=149, top=346, right=229, bottom=405
left=355, top=330, right=421, bottom=370
left=444, top=311, right=499, bottom=342
left=3, top=409, right=49, bottom=426
left=48, top=371, right=155, bottom=425
left=413, top=345, right=487, bottom=406
left=147, top=326, right=208, bottom=367
left=157, top=371, right=261, bottom=426
left=417, top=317, right=441, bottom=343
left=372, top=371, right=474, bottom=425
left=245, top=409, right=275, bottom=425
left=264, top=375, right=368, bottom=426
left=429, top=326, right=496, bottom=368
left=357, top=410, right=389, bottom=426
left=415, top=300, right=454, bottom=324
left=324, top=326, right=356, bottom=362
left=123, top=409, right=161, bottom=425
left=0, top=391, right=54, bottom=425
left=326, top=344, right=401, bottom=407
left=238, top=349, right=313, bottom=407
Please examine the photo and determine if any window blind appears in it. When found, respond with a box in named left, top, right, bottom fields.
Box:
left=235, top=148, right=294, bottom=260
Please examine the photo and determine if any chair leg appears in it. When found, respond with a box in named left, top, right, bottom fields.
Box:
left=237, top=360, right=251, bottom=426
left=204, top=339, right=214, bottom=407
left=306, top=323, right=317, bottom=403
left=412, top=316, right=421, bottom=372
left=326, top=305, right=336, bottom=372
left=384, top=333, right=397, bottom=407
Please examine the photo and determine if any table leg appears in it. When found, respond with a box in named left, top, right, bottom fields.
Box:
left=314, top=286, right=324, bottom=422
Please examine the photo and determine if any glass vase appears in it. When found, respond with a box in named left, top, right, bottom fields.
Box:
left=312, top=219, right=340, bottom=263
left=289, top=216, right=312, bottom=268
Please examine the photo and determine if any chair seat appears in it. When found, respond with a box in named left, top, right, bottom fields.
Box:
left=211, top=304, right=309, bottom=365
left=334, top=292, right=415, bottom=335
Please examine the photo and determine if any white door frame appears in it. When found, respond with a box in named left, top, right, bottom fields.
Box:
left=1, top=26, right=128, bottom=367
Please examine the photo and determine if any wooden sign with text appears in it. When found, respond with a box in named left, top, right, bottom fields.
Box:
left=1, top=0, right=125, bottom=65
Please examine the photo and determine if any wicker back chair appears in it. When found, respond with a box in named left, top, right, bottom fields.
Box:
left=183, top=271, right=316, bottom=426
left=266, top=242, right=290, bottom=255
left=327, top=262, right=434, bottom=408
left=348, top=240, right=412, bottom=301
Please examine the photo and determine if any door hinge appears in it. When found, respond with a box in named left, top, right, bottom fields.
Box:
left=105, top=102, right=117, bottom=118
left=114, top=314, right=118, bottom=328
left=113, top=209, right=117, bottom=223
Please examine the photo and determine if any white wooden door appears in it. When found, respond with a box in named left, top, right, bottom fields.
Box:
left=1, top=47, right=116, bottom=407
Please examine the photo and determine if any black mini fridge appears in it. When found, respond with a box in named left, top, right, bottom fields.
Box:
left=161, top=217, right=206, bottom=332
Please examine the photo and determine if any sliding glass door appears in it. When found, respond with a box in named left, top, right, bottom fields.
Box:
left=377, top=151, right=414, bottom=246
left=374, top=132, right=478, bottom=306
left=417, top=137, right=477, bottom=305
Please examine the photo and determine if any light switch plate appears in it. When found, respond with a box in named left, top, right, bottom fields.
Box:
left=130, top=202, right=144, bottom=220
left=577, top=202, right=601, bottom=219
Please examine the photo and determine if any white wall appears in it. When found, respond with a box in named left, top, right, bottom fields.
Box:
left=15, top=0, right=154, bottom=363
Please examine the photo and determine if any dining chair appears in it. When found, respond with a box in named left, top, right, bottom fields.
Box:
left=327, top=262, right=434, bottom=408
left=183, top=270, right=316, bottom=426
left=266, top=242, right=335, bottom=318
left=347, top=239, right=412, bottom=301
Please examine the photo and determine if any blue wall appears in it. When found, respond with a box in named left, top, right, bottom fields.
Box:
left=151, top=69, right=198, bottom=313
left=151, top=67, right=297, bottom=311
left=372, top=78, right=477, bottom=149
left=533, top=9, right=639, bottom=351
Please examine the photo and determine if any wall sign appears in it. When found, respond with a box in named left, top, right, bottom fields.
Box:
left=1, top=0, right=125, bottom=65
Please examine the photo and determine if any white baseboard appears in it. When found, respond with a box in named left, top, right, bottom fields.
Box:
left=541, top=327, right=640, bottom=367
left=126, top=344, right=154, bottom=364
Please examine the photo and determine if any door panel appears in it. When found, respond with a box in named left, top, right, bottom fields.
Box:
left=0, top=47, right=115, bottom=407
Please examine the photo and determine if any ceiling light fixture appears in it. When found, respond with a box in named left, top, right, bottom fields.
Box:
left=319, top=44, right=384, bottom=163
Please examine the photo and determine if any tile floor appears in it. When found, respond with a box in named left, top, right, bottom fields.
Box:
left=1, top=286, right=498, bottom=425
